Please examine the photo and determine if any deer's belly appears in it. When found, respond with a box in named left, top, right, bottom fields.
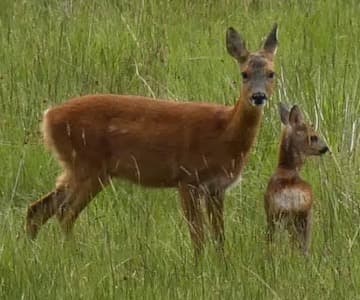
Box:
left=203, top=172, right=242, bottom=191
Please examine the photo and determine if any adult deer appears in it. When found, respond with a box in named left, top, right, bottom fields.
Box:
left=26, top=24, right=278, bottom=255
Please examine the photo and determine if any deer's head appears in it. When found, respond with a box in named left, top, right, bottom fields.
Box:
left=279, top=103, right=329, bottom=157
left=226, top=24, right=278, bottom=108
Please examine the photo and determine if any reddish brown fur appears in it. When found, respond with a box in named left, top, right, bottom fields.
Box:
left=26, top=25, right=278, bottom=255
left=264, top=104, right=329, bottom=255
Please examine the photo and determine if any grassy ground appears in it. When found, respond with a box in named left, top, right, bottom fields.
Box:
left=0, top=0, right=360, bottom=298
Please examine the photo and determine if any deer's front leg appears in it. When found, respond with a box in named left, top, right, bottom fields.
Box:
left=178, top=184, right=205, bottom=257
left=302, top=210, right=312, bottom=256
left=294, top=211, right=312, bottom=256
left=204, top=188, right=225, bottom=252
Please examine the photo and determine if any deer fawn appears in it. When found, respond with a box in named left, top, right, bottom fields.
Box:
left=26, top=24, right=278, bottom=255
left=264, top=103, right=329, bottom=255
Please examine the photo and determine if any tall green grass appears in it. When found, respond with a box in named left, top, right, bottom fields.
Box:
left=0, top=0, right=360, bottom=298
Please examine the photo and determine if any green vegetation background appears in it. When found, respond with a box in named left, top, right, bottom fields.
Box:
left=0, top=0, right=359, bottom=299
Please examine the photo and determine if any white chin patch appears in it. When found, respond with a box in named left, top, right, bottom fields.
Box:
left=250, top=99, right=267, bottom=107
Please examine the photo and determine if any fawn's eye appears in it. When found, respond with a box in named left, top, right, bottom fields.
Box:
left=241, top=72, right=249, bottom=80
left=310, top=135, right=318, bottom=143
left=268, top=71, right=275, bottom=79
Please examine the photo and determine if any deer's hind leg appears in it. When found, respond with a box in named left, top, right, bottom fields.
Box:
left=56, top=174, right=108, bottom=237
left=26, top=188, right=67, bottom=239
left=25, top=171, right=74, bottom=239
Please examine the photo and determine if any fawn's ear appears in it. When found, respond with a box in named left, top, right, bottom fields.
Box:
left=263, top=23, right=278, bottom=58
left=278, top=102, right=290, bottom=125
left=289, top=105, right=305, bottom=127
left=226, top=27, right=249, bottom=64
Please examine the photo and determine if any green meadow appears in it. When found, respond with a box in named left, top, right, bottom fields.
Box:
left=0, top=0, right=360, bottom=298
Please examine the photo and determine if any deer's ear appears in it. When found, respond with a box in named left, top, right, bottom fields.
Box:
left=278, top=102, right=290, bottom=125
left=263, top=23, right=278, bottom=58
left=226, top=27, right=249, bottom=64
left=289, top=105, right=304, bottom=127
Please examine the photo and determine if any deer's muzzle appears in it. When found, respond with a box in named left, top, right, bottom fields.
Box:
left=319, top=146, right=329, bottom=154
left=251, top=92, right=267, bottom=107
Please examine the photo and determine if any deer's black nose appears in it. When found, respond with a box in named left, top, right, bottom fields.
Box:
left=251, top=92, right=267, bottom=106
left=320, top=146, right=329, bottom=154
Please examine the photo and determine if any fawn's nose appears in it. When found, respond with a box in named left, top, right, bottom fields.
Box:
left=251, top=92, right=267, bottom=106
left=320, top=146, right=329, bottom=154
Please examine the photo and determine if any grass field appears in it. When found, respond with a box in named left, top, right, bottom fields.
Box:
left=1, top=0, right=360, bottom=298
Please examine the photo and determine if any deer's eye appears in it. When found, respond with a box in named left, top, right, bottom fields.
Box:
left=241, top=72, right=249, bottom=80
left=268, top=71, right=275, bottom=79
left=310, top=135, right=318, bottom=143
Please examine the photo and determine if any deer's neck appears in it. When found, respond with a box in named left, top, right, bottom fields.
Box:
left=277, top=132, right=305, bottom=174
left=226, top=96, right=264, bottom=157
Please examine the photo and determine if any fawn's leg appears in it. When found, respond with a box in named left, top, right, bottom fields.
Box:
left=294, top=212, right=311, bottom=256
left=204, top=188, right=225, bottom=252
left=56, top=176, right=107, bottom=237
left=266, top=213, right=276, bottom=244
left=26, top=188, right=67, bottom=239
left=178, top=183, right=205, bottom=257
left=302, top=210, right=312, bottom=256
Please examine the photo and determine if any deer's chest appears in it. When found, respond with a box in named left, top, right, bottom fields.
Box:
left=272, top=188, right=312, bottom=213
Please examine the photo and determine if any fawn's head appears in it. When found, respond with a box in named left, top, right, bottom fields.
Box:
left=226, top=24, right=278, bottom=108
left=279, top=103, right=329, bottom=157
